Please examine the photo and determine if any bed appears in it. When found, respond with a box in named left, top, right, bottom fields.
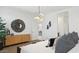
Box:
left=17, top=39, right=79, bottom=53
left=19, top=40, right=55, bottom=53
left=17, top=32, right=79, bottom=53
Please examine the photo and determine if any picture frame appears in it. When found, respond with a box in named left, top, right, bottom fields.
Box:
left=47, top=25, right=49, bottom=29
left=49, top=21, right=51, bottom=27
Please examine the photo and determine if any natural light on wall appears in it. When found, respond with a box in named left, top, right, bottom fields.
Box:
left=38, top=23, right=42, bottom=30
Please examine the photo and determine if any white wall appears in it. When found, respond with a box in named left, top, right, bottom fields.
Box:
left=68, top=7, right=79, bottom=35
left=42, top=14, right=58, bottom=40
left=51, top=7, right=79, bottom=36
left=43, top=7, right=79, bottom=38
left=1, top=6, right=79, bottom=40
left=0, top=7, right=38, bottom=40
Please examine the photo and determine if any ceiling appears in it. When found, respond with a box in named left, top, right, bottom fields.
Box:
left=14, top=6, right=72, bottom=15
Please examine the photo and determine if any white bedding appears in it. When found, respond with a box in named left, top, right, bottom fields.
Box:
left=20, top=40, right=55, bottom=53
left=20, top=40, right=79, bottom=53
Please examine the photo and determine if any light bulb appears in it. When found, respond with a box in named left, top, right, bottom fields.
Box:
left=34, top=16, right=40, bottom=20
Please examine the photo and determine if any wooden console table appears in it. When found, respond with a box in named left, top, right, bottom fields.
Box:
left=5, top=34, right=31, bottom=46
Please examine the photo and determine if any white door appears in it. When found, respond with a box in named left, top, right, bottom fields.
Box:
left=58, top=12, right=69, bottom=36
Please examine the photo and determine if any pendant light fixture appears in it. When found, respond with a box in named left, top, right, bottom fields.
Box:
left=34, top=6, right=44, bottom=22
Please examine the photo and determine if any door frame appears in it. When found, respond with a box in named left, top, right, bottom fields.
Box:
left=57, top=11, right=69, bottom=37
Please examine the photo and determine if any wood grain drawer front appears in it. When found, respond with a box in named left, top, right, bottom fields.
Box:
left=5, top=34, right=31, bottom=46
left=5, top=36, right=16, bottom=45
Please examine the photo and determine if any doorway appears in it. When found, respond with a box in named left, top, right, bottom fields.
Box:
left=57, top=12, right=69, bottom=36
